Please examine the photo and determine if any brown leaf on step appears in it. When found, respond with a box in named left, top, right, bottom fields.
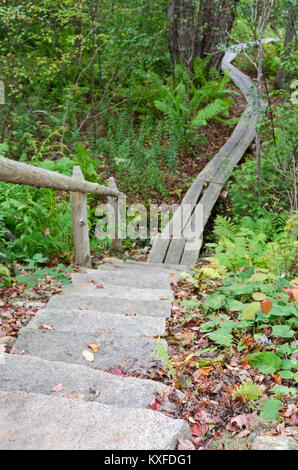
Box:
left=65, top=392, right=85, bottom=400
left=38, top=323, right=54, bottom=330
left=177, top=438, right=195, bottom=450
left=170, top=273, right=176, bottom=278
left=88, top=342, right=99, bottom=353
left=10, top=345, right=22, bottom=355
left=51, top=383, right=64, bottom=393
left=96, top=284, right=104, bottom=289
left=82, top=349, right=94, bottom=362
left=125, top=312, right=137, bottom=316
left=108, top=366, right=125, bottom=376
left=148, top=398, right=161, bottom=411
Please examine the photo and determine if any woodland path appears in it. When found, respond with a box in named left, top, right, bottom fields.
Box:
left=0, top=43, right=269, bottom=450
left=148, top=40, right=273, bottom=266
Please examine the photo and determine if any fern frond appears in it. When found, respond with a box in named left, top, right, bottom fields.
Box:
left=191, top=99, right=229, bottom=127
left=151, top=337, right=176, bottom=377
left=214, top=215, right=237, bottom=241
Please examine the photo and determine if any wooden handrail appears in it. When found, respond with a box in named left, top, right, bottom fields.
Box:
left=0, top=156, right=124, bottom=267
left=0, top=156, right=121, bottom=197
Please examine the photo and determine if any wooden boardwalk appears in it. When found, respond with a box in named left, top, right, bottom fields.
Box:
left=148, top=43, right=264, bottom=266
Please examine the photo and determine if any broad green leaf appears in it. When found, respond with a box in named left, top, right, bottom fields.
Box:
left=181, top=299, right=201, bottom=308
left=276, top=343, right=292, bottom=357
left=278, top=370, right=293, bottom=379
left=208, top=328, right=233, bottom=347
left=269, top=385, right=296, bottom=396
left=241, top=302, right=260, bottom=320
left=260, top=399, right=282, bottom=421
left=227, top=299, right=245, bottom=312
left=281, top=359, right=297, bottom=370
left=252, top=292, right=267, bottom=301
left=246, top=352, right=281, bottom=374
left=248, top=273, right=268, bottom=282
left=272, top=325, right=295, bottom=338
left=204, top=294, right=225, bottom=310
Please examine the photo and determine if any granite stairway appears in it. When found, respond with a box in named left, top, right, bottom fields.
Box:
left=0, top=260, right=191, bottom=450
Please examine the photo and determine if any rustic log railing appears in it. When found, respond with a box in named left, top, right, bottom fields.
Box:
left=0, top=156, right=123, bottom=268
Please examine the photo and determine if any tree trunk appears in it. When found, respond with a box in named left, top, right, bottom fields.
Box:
left=167, top=0, right=197, bottom=69
left=275, top=2, right=297, bottom=89
left=167, top=0, right=239, bottom=71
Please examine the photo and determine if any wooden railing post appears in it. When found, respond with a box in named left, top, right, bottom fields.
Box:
left=108, top=177, right=124, bottom=252
left=70, top=166, right=92, bottom=267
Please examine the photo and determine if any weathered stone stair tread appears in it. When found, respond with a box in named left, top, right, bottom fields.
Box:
left=27, top=308, right=166, bottom=337
left=0, top=391, right=191, bottom=450
left=15, top=328, right=167, bottom=372
left=62, top=284, right=173, bottom=301
left=71, top=268, right=183, bottom=289
left=123, top=260, right=190, bottom=270
left=0, top=354, right=171, bottom=409
left=47, top=294, right=172, bottom=317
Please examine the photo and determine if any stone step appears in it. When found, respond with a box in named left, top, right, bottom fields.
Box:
left=62, top=284, right=174, bottom=302
left=0, top=391, right=191, bottom=450
left=14, top=328, right=167, bottom=373
left=124, top=260, right=191, bottom=271
left=96, top=261, right=190, bottom=273
left=0, top=354, right=174, bottom=410
left=47, top=294, right=172, bottom=318
left=71, top=268, right=183, bottom=289
left=27, top=308, right=166, bottom=337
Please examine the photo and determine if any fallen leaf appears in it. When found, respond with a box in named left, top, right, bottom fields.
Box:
left=237, top=429, right=251, bottom=438
left=82, top=349, right=94, bottom=362
left=51, top=383, right=64, bottom=393
left=38, top=323, right=54, bottom=330
left=148, top=398, right=161, bottom=411
left=261, top=299, right=273, bottom=315
left=177, top=438, right=195, bottom=450
left=198, top=366, right=213, bottom=376
left=108, top=366, right=125, bottom=376
left=272, top=372, right=282, bottom=384
left=227, top=414, right=249, bottom=430
left=65, top=392, right=85, bottom=400
left=88, top=342, right=99, bottom=353
left=289, top=289, right=298, bottom=302
left=191, top=422, right=208, bottom=437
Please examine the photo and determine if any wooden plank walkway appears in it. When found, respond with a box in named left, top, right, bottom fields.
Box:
left=148, top=42, right=266, bottom=266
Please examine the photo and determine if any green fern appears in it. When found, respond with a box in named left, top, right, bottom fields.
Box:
left=200, top=257, right=227, bottom=279
left=214, top=215, right=238, bottom=241
left=151, top=337, right=176, bottom=377
left=191, top=98, right=231, bottom=127
left=231, top=380, right=264, bottom=401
